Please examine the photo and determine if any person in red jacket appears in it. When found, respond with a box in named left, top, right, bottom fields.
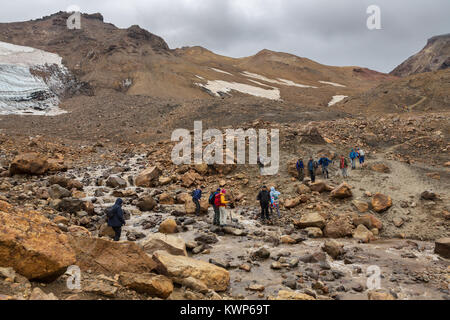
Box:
left=340, top=154, right=349, bottom=178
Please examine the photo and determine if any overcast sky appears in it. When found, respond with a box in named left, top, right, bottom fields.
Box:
left=1, top=0, right=449, bottom=73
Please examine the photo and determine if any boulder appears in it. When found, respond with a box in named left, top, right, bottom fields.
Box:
left=371, top=193, right=392, bottom=213
left=159, top=219, right=178, bottom=234
left=284, top=198, right=301, bottom=209
left=352, top=200, right=369, bottom=213
left=48, top=184, right=71, bottom=199
left=98, top=223, right=116, bottom=239
left=353, top=224, right=374, bottom=243
left=152, top=250, right=230, bottom=292
left=135, top=166, right=161, bottom=187
left=305, top=227, right=323, bottom=238
left=0, top=203, right=76, bottom=282
left=310, top=181, right=333, bottom=193
left=322, top=240, right=344, bottom=259
left=353, top=214, right=383, bottom=230
left=181, top=171, right=202, bottom=188
left=9, top=153, right=49, bottom=175
left=106, top=176, right=127, bottom=189
left=68, top=236, right=157, bottom=275
left=295, top=184, right=311, bottom=195
left=421, top=191, right=438, bottom=201
left=434, top=238, right=450, bottom=259
left=293, top=212, right=326, bottom=229
left=54, top=198, right=84, bottom=213
left=137, top=195, right=157, bottom=211
left=368, top=290, right=395, bottom=300
left=330, top=183, right=352, bottom=199
left=273, top=290, right=315, bottom=300
left=142, top=233, right=187, bottom=256
left=159, top=192, right=175, bottom=205
left=250, top=247, right=271, bottom=261
left=324, top=215, right=354, bottom=238
left=119, top=272, right=173, bottom=299
left=184, top=198, right=209, bottom=215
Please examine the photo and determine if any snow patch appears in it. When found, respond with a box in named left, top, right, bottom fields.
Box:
left=242, top=71, right=317, bottom=88
left=328, top=95, right=348, bottom=107
left=0, top=41, right=63, bottom=67
left=319, top=80, right=346, bottom=87
left=196, top=80, right=280, bottom=100
left=211, top=68, right=233, bottom=76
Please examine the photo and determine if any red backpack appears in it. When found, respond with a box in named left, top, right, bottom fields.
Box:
left=214, top=193, right=222, bottom=207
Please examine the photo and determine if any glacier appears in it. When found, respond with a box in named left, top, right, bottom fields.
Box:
left=0, top=41, right=68, bottom=115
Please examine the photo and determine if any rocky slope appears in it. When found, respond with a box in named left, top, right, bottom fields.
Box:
left=391, top=34, right=450, bottom=77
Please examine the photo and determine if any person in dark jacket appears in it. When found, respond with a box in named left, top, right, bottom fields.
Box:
left=296, top=159, right=304, bottom=181
left=349, top=149, right=358, bottom=169
left=107, top=198, right=125, bottom=241
left=257, top=186, right=271, bottom=222
left=192, top=187, right=202, bottom=216
left=307, top=157, right=317, bottom=183
left=318, top=155, right=332, bottom=179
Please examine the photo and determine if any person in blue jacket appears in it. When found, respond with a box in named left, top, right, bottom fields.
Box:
left=349, top=149, right=358, bottom=169
left=192, top=187, right=203, bottom=216
left=318, top=155, right=332, bottom=179
left=107, top=198, right=126, bottom=241
left=296, top=158, right=304, bottom=181
left=307, top=157, right=317, bottom=183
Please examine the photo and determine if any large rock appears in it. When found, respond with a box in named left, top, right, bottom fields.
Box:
left=159, top=219, right=178, bottom=234
left=353, top=224, right=374, bottom=243
left=48, top=184, right=71, bottom=199
left=152, top=250, right=230, bottom=292
left=142, top=233, right=187, bottom=256
left=371, top=193, right=392, bottom=213
left=324, top=215, right=354, bottom=238
left=368, top=290, right=395, bottom=300
left=293, top=212, right=326, bottom=229
left=322, top=239, right=344, bottom=259
left=106, top=176, right=127, bottom=189
left=330, top=183, right=352, bottom=199
left=184, top=198, right=209, bottom=215
left=119, top=272, right=173, bottom=299
left=135, top=166, right=161, bottom=187
left=137, top=195, right=157, bottom=211
left=434, top=238, right=450, bottom=259
left=352, top=200, right=369, bottom=213
left=181, top=171, right=202, bottom=188
left=98, top=223, right=116, bottom=239
left=0, top=202, right=76, bottom=282
left=284, top=197, right=301, bottom=209
left=310, top=181, right=333, bottom=193
left=353, top=214, right=383, bottom=230
left=9, top=153, right=49, bottom=175
left=295, top=184, right=311, bottom=195
left=68, top=236, right=157, bottom=275
left=273, top=290, right=315, bottom=300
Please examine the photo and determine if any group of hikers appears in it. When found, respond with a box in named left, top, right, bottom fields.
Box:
left=295, top=147, right=365, bottom=182
left=106, top=147, right=367, bottom=239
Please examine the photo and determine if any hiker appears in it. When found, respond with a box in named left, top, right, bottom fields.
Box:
left=107, top=198, right=125, bottom=241
left=215, top=189, right=229, bottom=227
left=209, top=188, right=221, bottom=226
left=296, top=158, right=305, bottom=181
left=307, top=157, right=317, bottom=183
left=357, top=147, right=366, bottom=167
left=191, top=187, right=202, bottom=216
left=349, top=149, right=358, bottom=169
left=339, top=154, right=349, bottom=178
left=270, top=187, right=281, bottom=218
left=318, top=155, right=332, bottom=179
left=257, top=186, right=271, bottom=222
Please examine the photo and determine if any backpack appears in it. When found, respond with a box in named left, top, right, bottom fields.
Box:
left=313, top=161, right=319, bottom=169
left=209, top=192, right=217, bottom=205
left=105, top=207, right=115, bottom=219
left=214, top=193, right=222, bottom=207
